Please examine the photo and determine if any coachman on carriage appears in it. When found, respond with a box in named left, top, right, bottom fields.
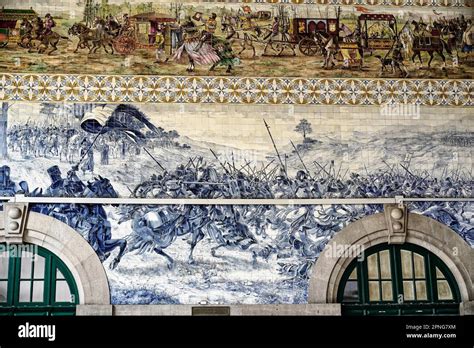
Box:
left=0, top=7, right=37, bottom=48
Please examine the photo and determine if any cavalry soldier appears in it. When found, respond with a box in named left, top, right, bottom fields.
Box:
left=412, top=20, right=431, bottom=46
left=33, top=16, right=44, bottom=39
left=19, top=18, right=33, bottom=47
left=43, top=13, right=56, bottom=37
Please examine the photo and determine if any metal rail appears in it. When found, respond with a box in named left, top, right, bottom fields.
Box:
left=0, top=195, right=472, bottom=205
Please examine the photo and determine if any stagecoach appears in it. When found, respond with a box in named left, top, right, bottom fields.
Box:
left=261, top=16, right=340, bottom=56
left=0, top=8, right=37, bottom=48
left=113, top=12, right=177, bottom=55
left=291, top=17, right=339, bottom=56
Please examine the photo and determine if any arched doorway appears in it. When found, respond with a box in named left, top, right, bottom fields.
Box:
left=337, top=243, right=461, bottom=315
left=0, top=243, right=79, bottom=315
left=1, top=207, right=111, bottom=314
left=309, top=206, right=474, bottom=316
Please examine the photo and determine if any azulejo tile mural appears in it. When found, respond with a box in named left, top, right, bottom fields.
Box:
left=0, top=1, right=473, bottom=78
left=0, top=101, right=472, bottom=304
left=1, top=75, right=473, bottom=105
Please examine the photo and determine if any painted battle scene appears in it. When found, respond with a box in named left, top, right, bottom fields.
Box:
left=0, top=1, right=473, bottom=78
left=0, top=101, right=472, bottom=304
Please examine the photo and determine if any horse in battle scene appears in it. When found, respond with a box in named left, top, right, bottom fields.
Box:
left=121, top=204, right=263, bottom=269
left=76, top=204, right=127, bottom=270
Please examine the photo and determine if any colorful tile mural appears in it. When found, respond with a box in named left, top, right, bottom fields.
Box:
left=0, top=1, right=472, bottom=78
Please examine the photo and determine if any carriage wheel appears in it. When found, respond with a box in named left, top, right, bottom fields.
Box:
left=113, top=35, right=136, bottom=55
left=298, top=37, right=319, bottom=56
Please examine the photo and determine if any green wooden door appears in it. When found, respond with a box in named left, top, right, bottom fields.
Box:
left=338, top=243, right=460, bottom=316
left=0, top=243, right=79, bottom=316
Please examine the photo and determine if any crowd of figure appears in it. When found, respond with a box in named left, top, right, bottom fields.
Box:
left=1, top=150, right=472, bottom=278
left=130, top=157, right=472, bottom=200
left=14, top=7, right=474, bottom=75
left=7, top=124, right=151, bottom=174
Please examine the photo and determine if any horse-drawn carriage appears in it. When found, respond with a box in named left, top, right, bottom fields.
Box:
left=0, top=8, right=37, bottom=48
left=292, top=17, right=339, bottom=56
left=114, top=12, right=177, bottom=55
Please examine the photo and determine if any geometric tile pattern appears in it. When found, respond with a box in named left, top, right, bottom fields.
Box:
left=0, top=74, right=472, bottom=106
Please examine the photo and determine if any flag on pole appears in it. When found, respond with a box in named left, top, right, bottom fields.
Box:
left=354, top=6, right=371, bottom=13
left=81, top=104, right=159, bottom=143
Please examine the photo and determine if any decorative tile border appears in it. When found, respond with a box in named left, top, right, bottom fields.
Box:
left=0, top=74, right=472, bottom=106
left=196, top=0, right=471, bottom=7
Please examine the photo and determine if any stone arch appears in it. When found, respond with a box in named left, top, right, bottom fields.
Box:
left=0, top=210, right=110, bottom=305
left=309, top=211, right=473, bottom=307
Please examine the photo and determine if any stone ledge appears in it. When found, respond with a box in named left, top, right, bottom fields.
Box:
left=76, top=304, right=342, bottom=316
left=460, top=301, right=474, bottom=316
left=76, top=304, right=113, bottom=316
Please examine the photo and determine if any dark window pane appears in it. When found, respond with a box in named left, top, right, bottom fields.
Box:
left=343, top=280, right=359, bottom=302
